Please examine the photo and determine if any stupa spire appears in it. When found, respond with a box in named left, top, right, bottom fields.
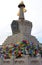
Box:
left=17, top=1, right=27, bottom=20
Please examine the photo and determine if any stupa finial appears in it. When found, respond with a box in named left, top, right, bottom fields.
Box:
left=17, top=1, right=27, bottom=20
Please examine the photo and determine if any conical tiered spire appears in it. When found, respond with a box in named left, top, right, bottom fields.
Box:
left=17, top=1, right=27, bottom=20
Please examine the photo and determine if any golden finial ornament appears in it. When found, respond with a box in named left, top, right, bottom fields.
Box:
left=20, top=1, right=24, bottom=4
left=17, top=0, right=27, bottom=16
left=23, top=8, right=27, bottom=12
left=17, top=11, right=20, bottom=16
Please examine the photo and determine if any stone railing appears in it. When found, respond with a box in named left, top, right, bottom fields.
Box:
left=0, top=55, right=42, bottom=65
left=28, top=56, right=42, bottom=65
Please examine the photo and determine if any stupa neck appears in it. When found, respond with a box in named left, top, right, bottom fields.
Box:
left=19, top=7, right=24, bottom=20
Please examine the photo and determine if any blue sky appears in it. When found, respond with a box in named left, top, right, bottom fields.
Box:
left=0, top=0, right=42, bottom=45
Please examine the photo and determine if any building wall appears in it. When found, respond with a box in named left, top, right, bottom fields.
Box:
left=0, top=56, right=42, bottom=65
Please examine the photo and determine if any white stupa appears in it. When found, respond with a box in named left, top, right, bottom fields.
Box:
left=3, top=1, right=39, bottom=46
left=0, top=1, right=42, bottom=65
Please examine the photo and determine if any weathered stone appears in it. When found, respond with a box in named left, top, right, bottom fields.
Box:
left=1, top=1, right=42, bottom=65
